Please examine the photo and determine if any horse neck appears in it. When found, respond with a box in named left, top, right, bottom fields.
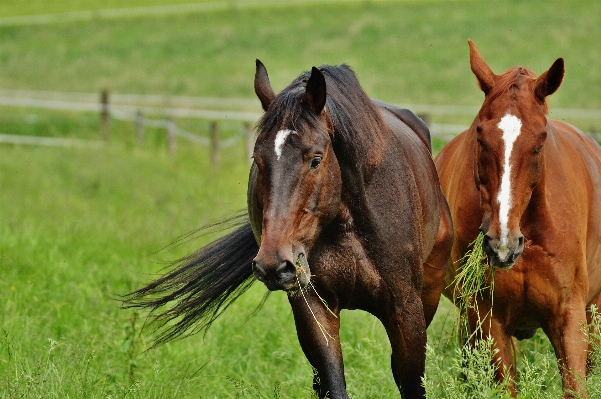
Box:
left=333, top=125, right=418, bottom=240
left=527, top=123, right=553, bottom=211
left=333, top=125, right=392, bottom=200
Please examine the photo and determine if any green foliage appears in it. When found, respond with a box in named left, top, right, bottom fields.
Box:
left=584, top=305, right=601, bottom=398
left=0, top=0, right=215, bottom=17
left=1, top=1, right=600, bottom=130
left=451, top=233, right=493, bottom=312
left=424, top=337, right=512, bottom=399
left=2, top=1, right=601, bottom=397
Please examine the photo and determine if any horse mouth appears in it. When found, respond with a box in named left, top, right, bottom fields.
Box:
left=276, top=252, right=311, bottom=293
left=488, top=257, right=517, bottom=270
left=482, top=234, right=524, bottom=270
left=486, top=248, right=521, bottom=270
left=289, top=252, right=311, bottom=292
left=253, top=251, right=311, bottom=292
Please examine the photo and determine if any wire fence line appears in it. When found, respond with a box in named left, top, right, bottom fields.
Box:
left=0, top=133, right=105, bottom=148
left=4, top=89, right=601, bottom=119
left=0, top=91, right=257, bottom=153
left=110, top=107, right=244, bottom=148
left=0, top=95, right=262, bottom=121
left=1, top=89, right=601, bottom=151
left=0, top=89, right=260, bottom=111
left=1, top=91, right=469, bottom=147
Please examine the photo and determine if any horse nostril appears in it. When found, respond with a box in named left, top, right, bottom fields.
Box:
left=252, top=260, right=267, bottom=281
left=482, top=234, right=494, bottom=256
left=514, top=236, right=525, bottom=259
left=275, top=260, right=297, bottom=280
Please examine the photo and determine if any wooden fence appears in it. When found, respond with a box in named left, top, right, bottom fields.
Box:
left=2, top=88, right=601, bottom=161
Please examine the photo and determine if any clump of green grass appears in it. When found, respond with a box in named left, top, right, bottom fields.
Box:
left=452, top=232, right=492, bottom=308
left=583, top=305, right=601, bottom=397
left=424, top=233, right=506, bottom=397
left=424, top=337, right=512, bottom=399
left=451, top=232, right=495, bottom=337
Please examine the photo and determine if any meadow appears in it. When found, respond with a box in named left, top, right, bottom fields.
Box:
left=1, top=1, right=601, bottom=397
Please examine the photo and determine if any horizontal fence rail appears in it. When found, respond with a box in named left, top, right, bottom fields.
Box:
left=0, top=133, right=105, bottom=148
left=3, top=89, right=601, bottom=119
left=1, top=89, right=600, bottom=154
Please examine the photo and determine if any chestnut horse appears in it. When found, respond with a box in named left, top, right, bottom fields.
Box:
left=125, top=62, right=452, bottom=398
left=435, top=39, right=601, bottom=397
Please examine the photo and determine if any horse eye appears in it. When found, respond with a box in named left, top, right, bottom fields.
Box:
left=534, top=145, right=543, bottom=154
left=309, top=156, right=322, bottom=170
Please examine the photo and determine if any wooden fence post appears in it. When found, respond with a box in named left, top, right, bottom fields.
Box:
left=100, top=89, right=110, bottom=141
left=210, top=121, right=219, bottom=167
left=136, top=110, right=144, bottom=147
left=167, top=117, right=176, bottom=154
left=245, top=121, right=255, bottom=163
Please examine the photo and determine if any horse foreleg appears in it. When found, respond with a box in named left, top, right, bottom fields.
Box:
left=288, top=292, right=347, bottom=399
left=544, top=301, right=589, bottom=398
left=383, top=290, right=427, bottom=399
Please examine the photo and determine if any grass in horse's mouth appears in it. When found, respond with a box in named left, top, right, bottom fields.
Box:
left=296, top=258, right=338, bottom=346
left=451, top=232, right=495, bottom=337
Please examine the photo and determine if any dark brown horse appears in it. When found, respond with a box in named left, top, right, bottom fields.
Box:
left=435, top=39, right=601, bottom=397
left=125, top=62, right=452, bottom=398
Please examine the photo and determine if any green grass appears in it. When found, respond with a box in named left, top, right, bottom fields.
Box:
left=0, top=0, right=218, bottom=18
left=0, top=121, right=596, bottom=398
left=0, top=134, right=405, bottom=397
left=2, top=0, right=601, bottom=134
left=1, top=1, right=600, bottom=118
left=2, top=1, right=601, bottom=397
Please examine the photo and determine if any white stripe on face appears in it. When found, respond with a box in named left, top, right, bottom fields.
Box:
left=274, top=129, right=297, bottom=161
left=496, top=113, right=522, bottom=250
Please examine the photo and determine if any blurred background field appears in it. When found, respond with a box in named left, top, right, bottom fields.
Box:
left=0, top=1, right=599, bottom=397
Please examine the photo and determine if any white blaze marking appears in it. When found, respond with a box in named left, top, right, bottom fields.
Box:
left=274, top=129, right=297, bottom=160
left=496, top=113, right=522, bottom=254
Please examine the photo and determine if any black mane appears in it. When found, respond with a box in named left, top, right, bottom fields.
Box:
left=257, top=64, right=389, bottom=163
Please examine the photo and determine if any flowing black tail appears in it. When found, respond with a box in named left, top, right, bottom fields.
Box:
left=123, top=214, right=259, bottom=346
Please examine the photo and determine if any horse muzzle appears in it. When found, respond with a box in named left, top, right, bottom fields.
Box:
left=482, top=233, right=524, bottom=270
left=252, top=249, right=311, bottom=292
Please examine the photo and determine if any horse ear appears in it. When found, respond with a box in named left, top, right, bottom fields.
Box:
left=305, top=67, right=327, bottom=114
left=255, top=59, right=276, bottom=111
left=468, top=39, right=497, bottom=95
left=534, top=58, right=564, bottom=100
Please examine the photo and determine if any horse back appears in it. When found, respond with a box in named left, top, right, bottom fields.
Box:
left=372, top=99, right=432, bottom=153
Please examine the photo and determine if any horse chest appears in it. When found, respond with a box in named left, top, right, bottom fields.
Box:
left=491, top=245, right=582, bottom=324
left=310, top=230, right=384, bottom=311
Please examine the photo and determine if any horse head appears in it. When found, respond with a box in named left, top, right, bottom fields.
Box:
left=249, top=60, right=342, bottom=291
left=468, top=39, right=564, bottom=269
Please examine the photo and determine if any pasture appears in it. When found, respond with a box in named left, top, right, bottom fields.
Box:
left=1, top=1, right=601, bottom=397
